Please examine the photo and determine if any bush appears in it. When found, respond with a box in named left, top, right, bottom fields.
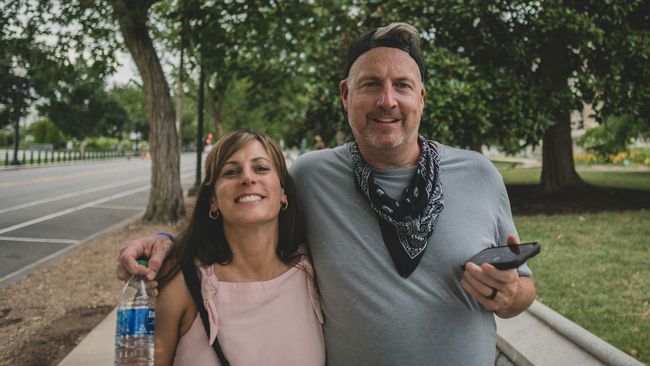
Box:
left=577, top=115, right=635, bottom=160
left=25, top=119, right=66, bottom=149
left=587, top=149, right=650, bottom=166
left=628, top=148, right=650, bottom=166
left=85, top=136, right=120, bottom=150
left=577, top=115, right=650, bottom=166
left=0, top=130, right=12, bottom=147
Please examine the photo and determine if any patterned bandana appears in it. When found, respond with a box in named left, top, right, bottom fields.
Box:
left=349, top=137, right=444, bottom=278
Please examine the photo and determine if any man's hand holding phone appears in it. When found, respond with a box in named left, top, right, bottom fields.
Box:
left=460, top=235, right=537, bottom=318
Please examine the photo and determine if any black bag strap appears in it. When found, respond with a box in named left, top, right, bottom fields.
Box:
left=181, top=260, right=230, bottom=366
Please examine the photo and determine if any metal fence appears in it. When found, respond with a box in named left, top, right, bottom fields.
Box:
left=2, top=149, right=141, bottom=166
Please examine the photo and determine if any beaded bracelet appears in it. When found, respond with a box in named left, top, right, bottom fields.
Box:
left=154, top=232, right=174, bottom=242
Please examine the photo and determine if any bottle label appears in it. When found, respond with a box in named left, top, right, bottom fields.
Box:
left=117, top=307, right=155, bottom=336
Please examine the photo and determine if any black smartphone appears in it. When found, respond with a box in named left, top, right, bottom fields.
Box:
left=461, top=242, right=541, bottom=270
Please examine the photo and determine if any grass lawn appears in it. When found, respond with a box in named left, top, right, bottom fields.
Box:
left=499, top=167, right=650, bottom=190
left=499, top=166, right=650, bottom=363
left=516, top=211, right=649, bottom=363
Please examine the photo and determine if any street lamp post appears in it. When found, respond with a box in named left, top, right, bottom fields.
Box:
left=188, top=59, right=205, bottom=197
left=10, top=93, right=21, bottom=165
left=10, top=67, right=27, bottom=166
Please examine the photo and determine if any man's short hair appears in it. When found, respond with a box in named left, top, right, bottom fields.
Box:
left=344, top=22, right=426, bottom=82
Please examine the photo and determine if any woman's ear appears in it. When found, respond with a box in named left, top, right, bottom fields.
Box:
left=210, top=198, right=219, bottom=212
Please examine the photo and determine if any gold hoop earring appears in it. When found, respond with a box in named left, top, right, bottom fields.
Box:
left=208, top=209, right=220, bottom=220
left=280, top=201, right=288, bottom=211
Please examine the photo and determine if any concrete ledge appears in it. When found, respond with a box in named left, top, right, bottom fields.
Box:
left=497, top=300, right=644, bottom=366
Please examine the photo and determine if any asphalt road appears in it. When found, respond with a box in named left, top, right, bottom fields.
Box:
left=0, top=153, right=198, bottom=288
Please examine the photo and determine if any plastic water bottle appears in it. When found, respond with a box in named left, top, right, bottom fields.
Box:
left=114, top=259, right=155, bottom=366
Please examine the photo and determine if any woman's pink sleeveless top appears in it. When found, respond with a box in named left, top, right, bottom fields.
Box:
left=172, top=258, right=325, bottom=365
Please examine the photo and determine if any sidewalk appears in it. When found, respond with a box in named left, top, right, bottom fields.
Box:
left=58, top=300, right=644, bottom=366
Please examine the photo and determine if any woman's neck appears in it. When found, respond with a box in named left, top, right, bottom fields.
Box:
left=216, top=223, right=289, bottom=282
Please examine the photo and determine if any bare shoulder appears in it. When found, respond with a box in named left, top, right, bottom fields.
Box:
left=159, top=271, right=191, bottom=302
left=157, top=271, right=197, bottom=336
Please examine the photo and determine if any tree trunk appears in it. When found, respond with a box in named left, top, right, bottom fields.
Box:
left=110, top=0, right=185, bottom=223
left=540, top=114, right=582, bottom=193
left=205, top=86, right=226, bottom=138
left=538, top=34, right=583, bottom=194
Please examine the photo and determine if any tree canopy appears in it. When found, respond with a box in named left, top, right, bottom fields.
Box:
left=3, top=0, right=648, bottom=221
left=298, top=1, right=650, bottom=192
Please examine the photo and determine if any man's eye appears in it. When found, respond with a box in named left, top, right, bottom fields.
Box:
left=396, top=82, right=412, bottom=89
left=362, top=81, right=380, bottom=88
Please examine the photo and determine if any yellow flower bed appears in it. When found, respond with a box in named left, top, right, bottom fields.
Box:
left=574, top=153, right=598, bottom=163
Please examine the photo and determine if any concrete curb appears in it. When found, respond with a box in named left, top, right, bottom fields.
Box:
left=497, top=300, right=644, bottom=366
left=528, top=301, right=644, bottom=366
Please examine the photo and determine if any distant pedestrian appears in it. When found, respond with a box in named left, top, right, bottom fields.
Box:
left=313, top=134, right=326, bottom=150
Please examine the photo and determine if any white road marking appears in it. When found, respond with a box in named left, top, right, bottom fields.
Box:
left=0, top=209, right=144, bottom=287
left=0, top=186, right=149, bottom=235
left=93, top=204, right=144, bottom=211
left=0, top=171, right=195, bottom=235
left=0, top=236, right=81, bottom=244
left=0, top=169, right=196, bottom=288
left=0, top=177, right=147, bottom=214
left=0, top=165, right=141, bottom=188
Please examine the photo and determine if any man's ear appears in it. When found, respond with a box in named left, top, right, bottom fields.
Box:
left=339, top=79, right=349, bottom=112
left=419, top=86, right=426, bottom=109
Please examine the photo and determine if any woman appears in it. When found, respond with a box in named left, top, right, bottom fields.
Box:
left=154, top=130, right=325, bottom=366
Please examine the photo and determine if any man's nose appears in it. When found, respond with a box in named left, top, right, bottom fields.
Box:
left=377, top=85, right=397, bottom=109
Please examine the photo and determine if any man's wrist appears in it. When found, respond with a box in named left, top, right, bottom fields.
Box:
left=154, top=232, right=174, bottom=243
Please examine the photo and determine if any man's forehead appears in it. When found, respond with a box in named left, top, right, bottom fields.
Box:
left=350, top=47, right=421, bottom=81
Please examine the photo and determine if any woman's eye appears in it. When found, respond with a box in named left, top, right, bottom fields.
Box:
left=222, top=169, right=238, bottom=176
left=255, top=165, right=271, bottom=172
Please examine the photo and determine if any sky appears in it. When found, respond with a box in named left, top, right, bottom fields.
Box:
left=108, top=51, right=139, bottom=86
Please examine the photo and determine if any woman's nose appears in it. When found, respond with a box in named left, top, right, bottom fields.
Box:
left=240, top=168, right=256, bottom=185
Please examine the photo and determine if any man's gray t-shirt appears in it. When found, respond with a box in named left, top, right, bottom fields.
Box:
left=290, top=142, right=531, bottom=366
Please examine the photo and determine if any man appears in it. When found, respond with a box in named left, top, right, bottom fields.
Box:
left=119, top=22, right=535, bottom=365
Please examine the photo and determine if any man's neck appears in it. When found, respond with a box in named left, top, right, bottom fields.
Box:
left=357, top=142, right=421, bottom=170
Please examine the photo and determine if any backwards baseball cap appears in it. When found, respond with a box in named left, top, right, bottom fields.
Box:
left=343, top=25, right=427, bottom=82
